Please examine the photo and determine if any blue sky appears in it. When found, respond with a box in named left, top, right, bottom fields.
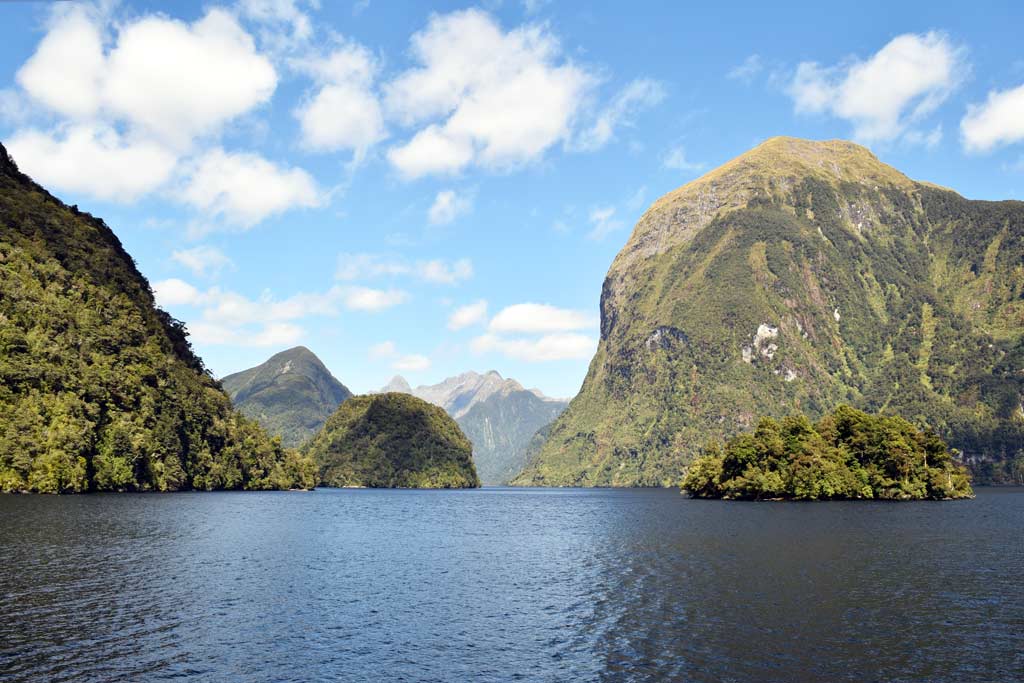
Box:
left=1, top=0, right=1023, bottom=397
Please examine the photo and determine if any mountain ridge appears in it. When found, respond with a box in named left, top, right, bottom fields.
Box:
left=516, top=136, right=1024, bottom=487
left=221, top=346, right=353, bottom=448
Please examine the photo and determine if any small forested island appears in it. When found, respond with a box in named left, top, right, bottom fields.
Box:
left=305, top=393, right=480, bottom=489
left=682, top=406, right=973, bottom=500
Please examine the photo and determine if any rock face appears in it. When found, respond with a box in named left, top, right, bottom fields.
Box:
left=515, top=137, right=1024, bottom=487
left=0, top=143, right=315, bottom=493
left=221, top=347, right=352, bottom=447
left=305, top=393, right=479, bottom=488
left=378, top=371, right=568, bottom=484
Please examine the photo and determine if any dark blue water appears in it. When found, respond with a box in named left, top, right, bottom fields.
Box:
left=1, top=487, right=1021, bottom=682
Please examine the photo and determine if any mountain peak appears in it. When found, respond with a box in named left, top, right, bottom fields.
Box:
left=379, top=375, right=413, bottom=393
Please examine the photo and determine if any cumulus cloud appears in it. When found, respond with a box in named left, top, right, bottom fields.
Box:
left=470, top=332, right=596, bottom=361
left=293, top=43, right=387, bottom=159
left=15, top=7, right=105, bottom=119
left=171, top=245, right=234, bottom=277
left=180, top=148, right=322, bottom=228
left=6, top=4, right=309, bottom=216
left=237, top=0, right=315, bottom=54
left=961, top=83, right=1024, bottom=152
left=154, top=280, right=404, bottom=323
left=335, top=253, right=473, bottom=284
left=489, top=303, right=594, bottom=333
left=787, top=32, right=966, bottom=143
left=101, top=9, right=277, bottom=149
left=342, top=286, right=408, bottom=311
left=448, top=300, right=488, bottom=330
left=574, top=78, right=665, bottom=151
left=384, top=9, right=595, bottom=178
left=188, top=321, right=303, bottom=347
left=428, top=189, right=472, bottom=225
left=5, top=123, right=178, bottom=202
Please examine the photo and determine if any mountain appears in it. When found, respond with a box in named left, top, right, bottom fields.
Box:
left=377, top=371, right=568, bottom=484
left=305, top=393, right=479, bottom=488
left=221, top=347, right=352, bottom=447
left=0, top=143, right=315, bottom=493
left=514, top=137, right=1024, bottom=487
left=378, top=375, right=412, bottom=394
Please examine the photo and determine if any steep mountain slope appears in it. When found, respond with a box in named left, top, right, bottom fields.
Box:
left=0, top=143, right=315, bottom=492
left=377, top=371, right=568, bottom=484
left=515, top=137, right=1024, bottom=487
left=456, top=388, right=568, bottom=484
left=305, top=393, right=479, bottom=488
left=378, top=375, right=412, bottom=394
left=221, top=347, right=352, bottom=447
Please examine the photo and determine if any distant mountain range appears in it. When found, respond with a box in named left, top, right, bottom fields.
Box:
left=377, top=371, right=569, bottom=484
left=221, top=350, right=567, bottom=483
left=221, top=347, right=352, bottom=448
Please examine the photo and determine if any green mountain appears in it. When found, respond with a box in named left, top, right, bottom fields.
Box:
left=305, top=393, right=479, bottom=488
left=0, top=143, right=315, bottom=493
left=514, top=137, right=1024, bottom=487
left=221, top=347, right=352, bottom=447
left=377, top=371, right=568, bottom=484
left=456, top=388, right=567, bottom=484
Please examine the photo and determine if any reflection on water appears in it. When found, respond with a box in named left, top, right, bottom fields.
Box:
left=1, top=487, right=1021, bottom=682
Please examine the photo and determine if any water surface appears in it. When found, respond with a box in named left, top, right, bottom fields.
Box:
left=1, top=487, right=1021, bottom=682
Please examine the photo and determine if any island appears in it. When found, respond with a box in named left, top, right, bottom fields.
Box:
left=304, top=393, right=480, bottom=489
left=681, top=405, right=973, bottom=500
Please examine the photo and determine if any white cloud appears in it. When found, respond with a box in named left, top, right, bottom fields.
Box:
left=171, top=245, right=234, bottom=277
left=237, top=0, right=314, bottom=54
left=489, top=303, right=594, bottom=333
left=727, top=54, right=763, bottom=83
left=369, top=340, right=396, bottom=359
left=155, top=278, right=404, bottom=322
left=189, top=321, right=303, bottom=347
left=662, top=145, right=703, bottom=171
left=418, top=259, right=473, bottom=284
left=153, top=278, right=203, bottom=307
left=574, top=78, right=665, bottom=151
left=15, top=7, right=105, bottom=119
left=293, top=43, right=387, bottom=158
left=342, top=286, right=408, bottom=311
left=470, top=332, right=596, bottom=361
left=6, top=123, right=178, bottom=202
left=392, top=354, right=431, bottom=371
left=384, top=9, right=595, bottom=178
left=961, top=83, right=1024, bottom=152
left=180, top=148, right=322, bottom=228
left=448, top=300, right=488, bottom=330
left=102, top=9, right=276, bottom=149
left=8, top=6, right=283, bottom=207
left=335, top=253, right=472, bottom=284
left=428, top=189, right=472, bottom=225
left=586, top=205, right=624, bottom=241
left=787, top=32, right=966, bottom=143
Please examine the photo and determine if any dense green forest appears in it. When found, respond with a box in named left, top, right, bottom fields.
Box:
left=0, top=144, right=316, bottom=493
left=306, top=393, right=479, bottom=488
left=682, top=406, right=973, bottom=500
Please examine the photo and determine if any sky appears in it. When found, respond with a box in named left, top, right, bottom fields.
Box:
left=1, top=0, right=1023, bottom=398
